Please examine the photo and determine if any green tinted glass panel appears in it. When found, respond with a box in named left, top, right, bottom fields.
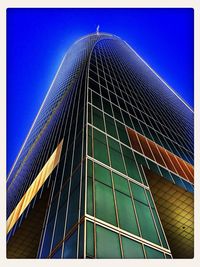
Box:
left=93, top=107, right=105, bottom=131
left=86, top=221, right=94, bottom=257
left=94, top=163, right=112, bottom=186
left=135, top=201, right=160, bottom=245
left=109, top=148, right=126, bottom=174
left=93, top=129, right=109, bottom=165
left=145, top=245, right=165, bottom=259
left=96, top=225, right=121, bottom=258
left=113, top=173, right=130, bottom=196
left=105, top=114, right=118, bottom=138
left=115, top=191, right=139, bottom=236
left=166, top=254, right=172, bottom=259
left=122, top=146, right=142, bottom=182
left=116, top=122, right=130, bottom=146
left=108, top=137, right=121, bottom=152
left=87, top=177, right=93, bottom=216
left=95, top=181, right=117, bottom=226
left=152, top=208, right=168, bottom=249
left=93, top=128, right=106, bottom=143
left=146, top=190, right=155, bottom=208
left=147, top=159, right=160, bottom=175
left=135, top=153, right=148, bottom=168
left=87, top=160, right=93, bottom=178
left=130, top=183, right=148, bottom=205
left=88, top=127, right=92, bottom=156
left=94, top=140, right=109, bottom=165
left=108, top=139, right=126, bottom=174
left=122, top=236, right=144, bottom=258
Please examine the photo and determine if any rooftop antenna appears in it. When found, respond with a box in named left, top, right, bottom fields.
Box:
left=96, top=25, right=100, bottom=35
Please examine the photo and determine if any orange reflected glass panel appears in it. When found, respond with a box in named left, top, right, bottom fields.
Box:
left=148, top=140, right=166, bottom=167
left=126, top=127, right=194, bottom=184
left=176, top=157, right=193, bottom=183
left=158, top=146, right=177, bottom=173
left=137, top=134, right=154, bottom=161
left=127, top=128, right=143, bottom=154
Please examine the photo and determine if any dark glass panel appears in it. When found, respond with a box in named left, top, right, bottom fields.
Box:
left=63, top=230, right=77, bottom=258
left=86, top=221, right=94, bottom=257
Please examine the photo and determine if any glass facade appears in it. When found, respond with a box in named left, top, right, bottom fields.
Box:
left=7, top=32, right=193, bottom=259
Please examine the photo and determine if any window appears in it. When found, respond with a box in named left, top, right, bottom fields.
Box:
left=122, top=236, right=144, bottom=258
left=122, top=146, right=142, bottom=182
left=108, top=138, right=126, bottom=174
left=94, top=163, right=112, bottom=186
left=93, top=128, right=109, bottom=165
left=63, top=230, right=78, bottom=258
left=96, top=225, right=121, bottom=258
left=86, top=221, right=94, bottom=257
left=116, top=122, right=130, bottom=146
left=105, top=114, right=118, bottom=139
left=95, top=181, right=117, bottom=226
left=144, top=245, right=165, bottom=259
left=115, top=191, right=139, bottom=235
left=113, top=173, right=130, bottom=196
left=93, top=107, right=105, bottom=131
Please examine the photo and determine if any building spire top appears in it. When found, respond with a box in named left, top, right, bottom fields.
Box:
left=96, top=25, right=100, bottom=35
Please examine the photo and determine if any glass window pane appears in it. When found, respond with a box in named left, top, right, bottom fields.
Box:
left=67, top=185, right=80, bottom=230
left=113, top=173, right=130, bottom=196
left=109, top=148, right=126, bottom=174
left=94, top=163, right=112, bottom=186
left=116, top=122, right=130, bottom=146
left=152, top=208, right=168, bottom=249
left=122, top=236, right=144, bottom=258
left=93, top=107, right=105, bottom=131
left=105, top=114, right=118, bottom=138
left=108, top=138, right=126, bottom=174
left=144, top=245, right=165, bottom=259
left=52, top=247, right=62, bottom=258
left=160, top=166, right=173, bottom=183
left=115, top=191, right=139, bottom=236
left=96, top=225, right=121, bottom=258
left=63, top=230, right=77, bottom=258
left=92, top=91, right=102, bottom=109
left=86, top=221, right=94, bottom=257
left=93, top=129, right=109, bottom=165
left=87, top=159, right=93, bottom=178
left=130, top=183, right=148, bottom=205
left=122, top=146, right=142, bottom=182
left=95, top=181, right=117, bottom=226
left=103, top=98, right=113, bottom=116
left=94, top=139, right=109, bottom=165
left=147, top=159, right=161, bottom=175
left=135, top=201, right=160, bottom=245
left=78, top=223, right=84, bottom=258
left=112, top=105, right=123, bottom=122
left=88, top=126, right=92, bottom=156
left=87, top=177, right=93, bottom=216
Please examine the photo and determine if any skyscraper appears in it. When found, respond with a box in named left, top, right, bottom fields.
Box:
left=7, top=32, right=194, bottom=259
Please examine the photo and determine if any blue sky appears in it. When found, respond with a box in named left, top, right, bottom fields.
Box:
left=7, top=8, right=194, bottom=173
